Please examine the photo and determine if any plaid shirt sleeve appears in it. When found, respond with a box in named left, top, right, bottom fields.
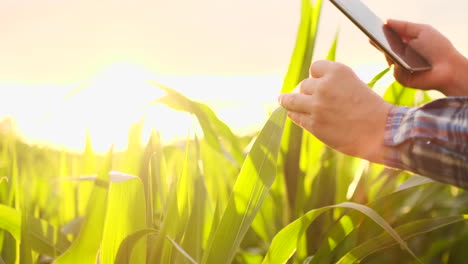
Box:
left=383, top=97, right=468, bottom=189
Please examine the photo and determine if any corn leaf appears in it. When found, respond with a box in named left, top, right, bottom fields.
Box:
left=368, top=68, right=390, bottom=89
left=122, top=120, right=144, bottom=175
left=295, top=31, right=340, bottom=258
left=326, top=31, right=339, bottom=61
left=337, top=215, right=468, bottom=263
left=100, top=172, right=147, bottom=263
left=280, top=0, right=322, bottom=220
left=310, top=174, right=435, bottom=263
left=181, top=161, right=207, bottom=263
left=148, top=82, right=244, bottom=167
left=274, top=0, right=324, bottom=233
left=167, top=236, right=198, bottom=264
left=55, top=148, right=113, bottom=263
left=396, top=175, right=434, bottom=192
left=262, top=202, right=419, bottom=264
left=281, top=0, right=322, bottom=93
left=0, top=205, right=19, bottom=240
left=152, top=138, right=195, bottom=263
left=202, top=107, right=287, bottom=264
left=114, top=228, right=158, bottom=264
left=0, top=204, right=70, bottom=258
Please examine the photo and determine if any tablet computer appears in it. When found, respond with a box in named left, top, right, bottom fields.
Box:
left=330, top=0, right=432, bottom=73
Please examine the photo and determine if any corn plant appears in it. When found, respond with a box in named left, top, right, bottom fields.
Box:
left=1, top=0, right=468, bottom=264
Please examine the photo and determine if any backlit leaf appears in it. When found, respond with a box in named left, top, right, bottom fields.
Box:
left=202, top=107, right=287, bottom=264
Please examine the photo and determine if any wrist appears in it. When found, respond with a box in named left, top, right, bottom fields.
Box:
left=443, top=53, right=468, bottom=96
left=361, top=101, right=393, bottom=163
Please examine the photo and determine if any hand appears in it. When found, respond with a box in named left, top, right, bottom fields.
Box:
left=384, top=19, right=468, bottom=96
left=278, top=60, right=392, bottom=163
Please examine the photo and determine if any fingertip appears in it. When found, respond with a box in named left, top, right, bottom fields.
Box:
left=386, top=18, right=397, bottom=25
left=310, top=60, right=333, bottom=78
left=278, top=93, right=285, bottom=105
left=386, top=19, right=404, bottom=27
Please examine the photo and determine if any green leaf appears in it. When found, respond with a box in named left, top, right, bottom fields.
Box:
left=309, top=173, right=432, bottom=263
left=202, top=107, right=287, bottom=264
left=77, top=132, right=97, bottom=216
left=152, top=138, right=196, bottom=263
left=181, top=157, right=207, bottom=263
left=100, top=172, right=147, bottom=263
left=396, top=175, right=434, bottom=192
left=383, top=81, right=417, bottom=106
left=148, top=82, right=244, bottom=167
left=326, top=31, right=339, bottom=61
left=337, top=215, right=468, bottom=263
left=55, top=148, right=113, bottom=263
left=368, top=68, right=390, bottom=88
left=280, top=0, right=323, bottom=220
left=138, top=132, right=157, bottom=237
left=0, top=205, right=70, bottom=258
left=122, top=120, right=144, bottom=175
left=114, top=228, right=158, bottom=264
left=167, top=236, right=198, bottom=264
left=0, top=205, right=20, bottom=240
left=280, top=0, right=323, bottom=93
left=262, top=202, right=419, bottom=264
left=23, top=216, right=71, bottom=257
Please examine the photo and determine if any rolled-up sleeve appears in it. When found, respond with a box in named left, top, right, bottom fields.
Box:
left=383, top=97, right=468, bottom=189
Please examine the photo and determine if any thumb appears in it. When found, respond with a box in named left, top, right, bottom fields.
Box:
left=386, top=19, right=424, bottom=39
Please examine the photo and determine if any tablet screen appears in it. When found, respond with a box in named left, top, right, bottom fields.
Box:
left=331, top=0, right=431, bottom=72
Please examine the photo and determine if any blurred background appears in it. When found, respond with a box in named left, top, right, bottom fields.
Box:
left=1, top=0, right=466, bottom=152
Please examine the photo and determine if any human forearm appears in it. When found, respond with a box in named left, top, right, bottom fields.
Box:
left=383, top=139, right=468, bottom=189
left=382, top=98, right=468, bottom=189
left=444, top=53, right=468, bottom=96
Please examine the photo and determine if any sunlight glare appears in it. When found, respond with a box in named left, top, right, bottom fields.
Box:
left=1, top=63, right=281, bottom=153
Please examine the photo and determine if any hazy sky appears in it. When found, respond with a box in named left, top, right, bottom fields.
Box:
left=2, top=0, right=467, bottom=83
left=1, top=0, right=467, bottom=151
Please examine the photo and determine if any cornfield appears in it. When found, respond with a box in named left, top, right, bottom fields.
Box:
left=1, top=0, right=467, bottom=263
